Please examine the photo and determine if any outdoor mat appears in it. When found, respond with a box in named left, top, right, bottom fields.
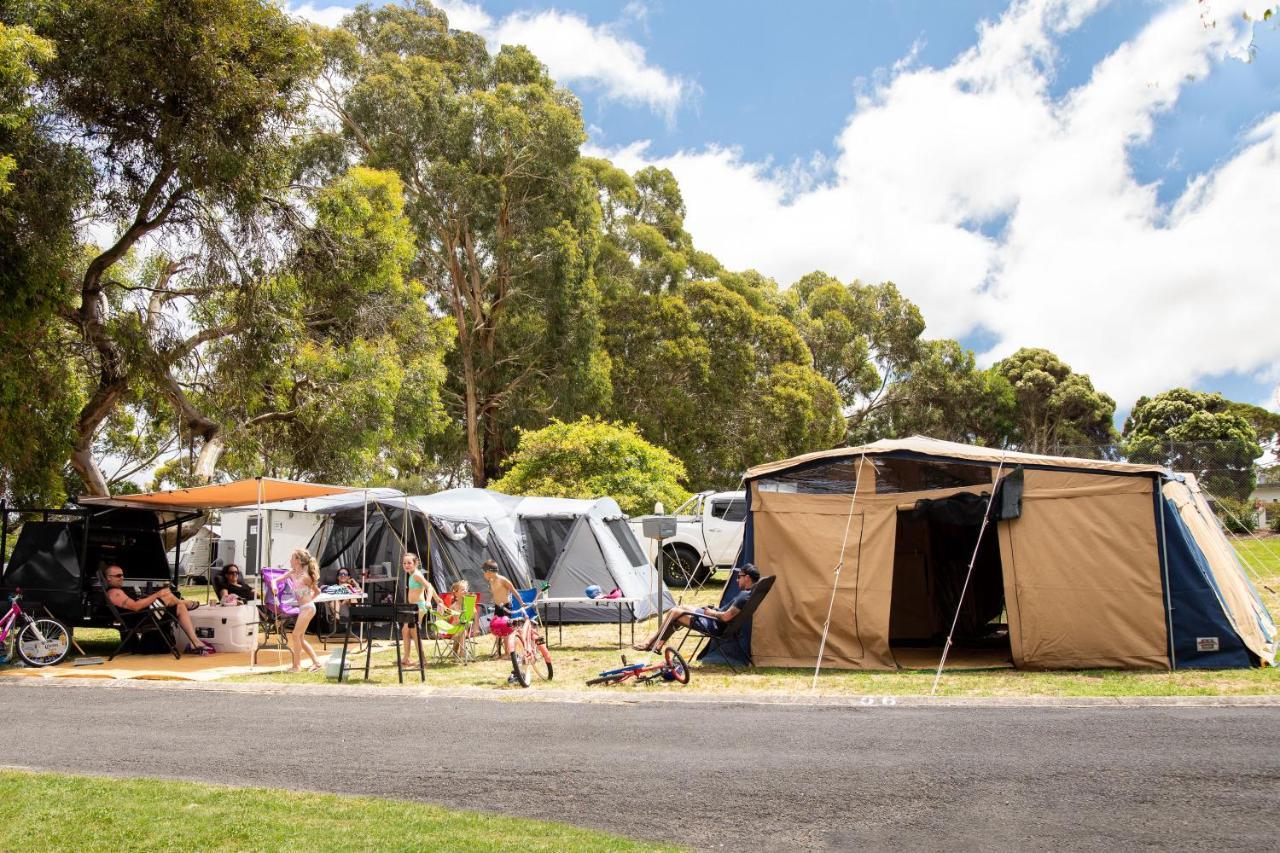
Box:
left=892, top=647, right=1014, bottom=671
left=0, top=649, right=293, bottom=682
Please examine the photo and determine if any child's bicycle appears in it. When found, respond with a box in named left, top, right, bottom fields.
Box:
left=499, top=585, right=553, bottom=688
left=586, top=648, right=691, bottom=687
left=0, top=590, right=72, bottom=667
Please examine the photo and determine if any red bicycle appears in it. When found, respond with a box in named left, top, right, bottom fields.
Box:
left=586, top=648, right=690, bottom=687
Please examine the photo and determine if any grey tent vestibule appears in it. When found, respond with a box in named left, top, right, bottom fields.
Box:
left=308, top=489, right=672, bottom=622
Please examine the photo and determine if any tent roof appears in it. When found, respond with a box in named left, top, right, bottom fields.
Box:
left=220, top=487, right=404, bottom=514
left=745, top=436, right=1168, bottom=480
left=78, top=478, right=360, bottom=512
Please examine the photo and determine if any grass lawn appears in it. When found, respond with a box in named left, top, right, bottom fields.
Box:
left=0, top=770, right=674, bottom=852
left=48, top=537, right=1280, bottom=699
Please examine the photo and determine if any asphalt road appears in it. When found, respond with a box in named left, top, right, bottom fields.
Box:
left=2, top=683, right=1278, bottom=851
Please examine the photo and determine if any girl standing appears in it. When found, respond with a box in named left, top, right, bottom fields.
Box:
left=401, top=553, right=444, bottom=669
left=286, top=548, right=323, bottom=673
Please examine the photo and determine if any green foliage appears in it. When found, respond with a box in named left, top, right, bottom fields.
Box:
left=1213, top=495, right=1258, bottom=534
left=993, top=348, right=1117, bottom=453
left=491, top=417, right=691, bottom=516
left=859, top=339, right=1016, bottom=445
left=1124, top=388, right=1262, bottom=500
left=323, top=3, right=609, bottom=484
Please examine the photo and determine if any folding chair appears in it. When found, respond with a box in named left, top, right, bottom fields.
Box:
left=253, top=566, right=299, bottom=665
left=98, top=573, right=183, bottom=661
left=675, top=575, right=775, bottom=673
left=432, top=592, right=478, bottom=664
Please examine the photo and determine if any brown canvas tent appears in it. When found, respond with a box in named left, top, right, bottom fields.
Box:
left=732, top=437, right=1276, bottom=671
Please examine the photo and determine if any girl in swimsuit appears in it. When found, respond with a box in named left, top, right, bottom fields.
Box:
left=286, top=548, right=323, bottom=672
left=401, top=553, right=444, bottom=669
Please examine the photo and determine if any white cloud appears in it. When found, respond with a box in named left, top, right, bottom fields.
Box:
left=437, top=0, right=689, bottom=119
left=286, top=2, right=350, bottom=28
left=591, top=0, right=1280, bottom=407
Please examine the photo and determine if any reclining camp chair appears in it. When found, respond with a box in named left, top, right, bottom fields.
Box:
left=675, top=575, right=775, bottom=673
left=97, top=572, right=183, bottom=661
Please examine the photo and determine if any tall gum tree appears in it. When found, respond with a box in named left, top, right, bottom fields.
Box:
left=315, top=2, right=609, bottom=485
left=18, top=0, right=319, bottom=494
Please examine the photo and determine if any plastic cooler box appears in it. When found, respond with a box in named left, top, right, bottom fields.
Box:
left=176, top=602, right=259, bottom=653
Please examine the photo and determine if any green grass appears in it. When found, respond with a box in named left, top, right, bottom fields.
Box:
left=0, top=770, right=675, bottom=852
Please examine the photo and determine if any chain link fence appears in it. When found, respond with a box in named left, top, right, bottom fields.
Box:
left=1047, top=440, right=1278, bottom=534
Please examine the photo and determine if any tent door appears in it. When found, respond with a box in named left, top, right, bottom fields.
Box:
left=888, top=506, right=1012, bottom=669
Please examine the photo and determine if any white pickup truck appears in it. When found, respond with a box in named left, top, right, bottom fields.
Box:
left=629, top=491, right=747, bottom=587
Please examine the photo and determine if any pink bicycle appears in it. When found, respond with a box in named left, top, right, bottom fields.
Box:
left=1, top=590, right=71, bottom=667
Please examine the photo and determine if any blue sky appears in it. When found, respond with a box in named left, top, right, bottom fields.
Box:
left=293, top=1, right=1280, bottom=415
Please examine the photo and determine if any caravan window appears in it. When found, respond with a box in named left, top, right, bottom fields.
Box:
left=520, top=517, right=576, bottom=580
left=605, top=518, right=648, bottom=566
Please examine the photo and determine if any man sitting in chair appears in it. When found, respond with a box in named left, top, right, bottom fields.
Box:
left=102, top=564, right=214, bottom=656
left=633, top=564, right=760, bottom=653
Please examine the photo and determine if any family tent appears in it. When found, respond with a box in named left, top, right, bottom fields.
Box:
left=308, top=489, right=672, bottom=622
left=727, top=437, right=1276, bottom=671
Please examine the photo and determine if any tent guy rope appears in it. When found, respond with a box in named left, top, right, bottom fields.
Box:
left=812, top=454, right=866, bottom=689
left=930, top=454, right=1006, bottom=696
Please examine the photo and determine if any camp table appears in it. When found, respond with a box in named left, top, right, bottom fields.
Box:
left=536, top=596, right=641, bottom=649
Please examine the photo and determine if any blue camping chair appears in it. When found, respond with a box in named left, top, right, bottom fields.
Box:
left=509, top=588, right=541, bottom=623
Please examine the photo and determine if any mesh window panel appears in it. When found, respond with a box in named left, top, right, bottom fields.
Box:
left=520, top=517, right=576, bottom=580
left=605, top=518, right=647, bottom=565
left=759, top=457, right=990, bottom=494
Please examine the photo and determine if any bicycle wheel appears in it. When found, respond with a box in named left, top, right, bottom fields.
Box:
left=531, top=633, right=553, bottom=681
left=509, top=636, right=531, bottom=688
left=664, top=648, right=690, bottom=684
left=16, top=617, right=71, bottom=667
left=586, top=673, right=624, bottom=687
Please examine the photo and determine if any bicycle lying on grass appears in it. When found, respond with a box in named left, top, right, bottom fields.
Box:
left=0, top=590, right=72, bottom=667
left=586, top=648, right=690, bottom=687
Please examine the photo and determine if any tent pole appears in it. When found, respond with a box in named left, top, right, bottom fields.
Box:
left=256, top=478, right=264, bottom=601
left=930, top=455, right=1006, bottom=696
left=812, top=454, right=865, bottom=689
left=1157, top=476, right=1175, bottom=671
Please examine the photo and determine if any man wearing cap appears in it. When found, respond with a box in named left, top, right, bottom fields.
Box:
left=633, top=564, right=760, bottom=653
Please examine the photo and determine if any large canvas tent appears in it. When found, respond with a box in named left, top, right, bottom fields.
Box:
left=729, top=437, right=1277, bottom=671
left=309, top=489, right=672, bottom=622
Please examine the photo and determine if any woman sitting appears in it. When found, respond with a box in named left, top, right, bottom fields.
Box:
left=213, top=564, right=255, bottom=604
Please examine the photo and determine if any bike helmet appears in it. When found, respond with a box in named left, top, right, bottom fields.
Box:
left=489, top=615, right=513, bottom=637
left=585, top=584, right=603, bottom=599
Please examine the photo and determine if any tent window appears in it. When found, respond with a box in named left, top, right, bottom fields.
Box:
left=872, top=458, right=991, bottom=493
left=759, top=459, right=860, bottom=494
left=605, top=518, right=647, bottom=566
left=520, top=517, right=576, bottom=580
left=709, top=498, right=747, bottom=522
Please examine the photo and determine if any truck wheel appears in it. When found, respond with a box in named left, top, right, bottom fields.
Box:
left=662, top=544, right=704, bottom=588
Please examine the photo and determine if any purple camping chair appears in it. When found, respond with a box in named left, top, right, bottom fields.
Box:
left=253, top=566, right=299, bottom=664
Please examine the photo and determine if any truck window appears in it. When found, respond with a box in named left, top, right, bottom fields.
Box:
left=710, top=499, right=747, bottom=523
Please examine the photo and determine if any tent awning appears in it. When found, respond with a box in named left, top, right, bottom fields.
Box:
left=77, top=478, right=359, bottom=512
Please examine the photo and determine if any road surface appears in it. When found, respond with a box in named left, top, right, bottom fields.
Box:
left=2, top=682, right=1277, bottom=850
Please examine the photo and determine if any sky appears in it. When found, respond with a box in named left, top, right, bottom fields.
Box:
left=289, top=0, right=1280, bottom=416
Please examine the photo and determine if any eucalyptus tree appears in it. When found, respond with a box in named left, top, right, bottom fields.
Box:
left=314, top=2, right=610, bottom=485
left=993, top=347, right=1117, bottom=454
left=13, top=0, right=319, bottom=495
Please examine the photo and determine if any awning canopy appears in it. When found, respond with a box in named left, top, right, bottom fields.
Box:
left=77, top=478, right=360, bottom=512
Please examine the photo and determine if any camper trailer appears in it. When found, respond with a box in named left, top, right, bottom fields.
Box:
left=725, top=437, right=1277, bottom=671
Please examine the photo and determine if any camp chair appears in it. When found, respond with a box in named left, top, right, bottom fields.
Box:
left=675, top=575, right=775, bottom=673
left=432, top=593, right=478, bottom=664
left=487, top=588, right=542, bottom=658
left=97, top=573, right=183, bottom=661
left=253, top=566, right=299, bottom=665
